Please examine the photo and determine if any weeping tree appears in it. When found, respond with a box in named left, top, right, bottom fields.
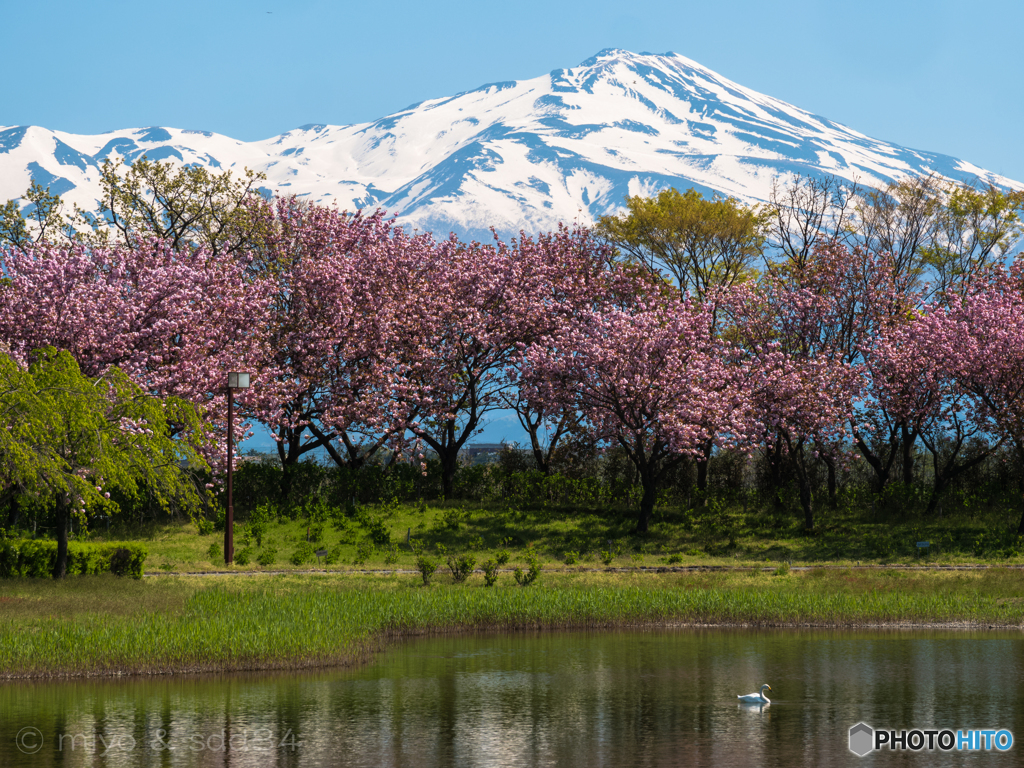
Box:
left=0, top=348, right=213, bottom=578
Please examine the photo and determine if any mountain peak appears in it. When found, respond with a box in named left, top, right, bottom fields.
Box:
left=1, top=51, right=1020, bottom=243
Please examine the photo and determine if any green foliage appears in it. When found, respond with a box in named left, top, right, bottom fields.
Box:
left=308, top=522, right=325, bottom=544
left=0, top=540, right=147, bottom=579
left=289, top=542, right=315, bottom=566
left=360, top=515, right=391, bottom=546
left=596, top=187, right=768, bottom=299
left=324, top=544, right=344, bottom=565
left=514, top=556, right=541, bottom=587
left=563, top=550, right=580, bottom=565
left=256, top=546, right=277, bottom=567
left=438, top=506, right=469, bottom=531
left=0, top=348, right=212, bottom=578
left=482, top=559, right=500, bottom=587
left=233, top=548, right=252, bottom=566
left=353, top=540, right=374, bottom=564
left=0, top=181, right=75, bottom=248
left=447, top=554, right=477, bottom=583
left=206, top=542, right=221, bottom=562
left=82, top=157, right=267, bottom=256
left=416, top=555, right=439, bottom=586
left=494, top=549, right=511, bottom=566
left=195, top=517, right=215, bottom=536
left=247, top=503, right=273, bottom=547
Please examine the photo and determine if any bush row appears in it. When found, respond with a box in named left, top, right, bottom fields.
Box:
left=0, top=540, right=148, bottom=579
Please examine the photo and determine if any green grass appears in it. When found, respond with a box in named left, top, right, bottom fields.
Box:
left=4, top=568, right=1024, bottom=679
left=73, top=496, right=1024, bottom=574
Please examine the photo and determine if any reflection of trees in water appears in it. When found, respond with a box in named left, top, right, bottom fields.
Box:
left=4, top=630, right=1024, bottom=767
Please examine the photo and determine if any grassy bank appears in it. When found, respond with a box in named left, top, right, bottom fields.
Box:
left=3, top=568, right=1024, bottom=679
left=69, top=494, right=1024, bottom=576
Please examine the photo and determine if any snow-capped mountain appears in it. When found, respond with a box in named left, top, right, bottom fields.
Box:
left=1, top=48, right=1020, bottom=241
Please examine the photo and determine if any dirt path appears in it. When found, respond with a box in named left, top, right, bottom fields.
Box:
left=144, top=563, right=1024, bottom=577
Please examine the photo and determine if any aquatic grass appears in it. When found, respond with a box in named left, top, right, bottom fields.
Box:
left=3, top=570, right=1023, bottom=679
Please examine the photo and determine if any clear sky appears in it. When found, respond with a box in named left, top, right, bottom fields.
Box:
left=2, top=0, right=1022, bottom=183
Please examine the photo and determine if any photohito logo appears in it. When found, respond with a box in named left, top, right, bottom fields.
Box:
left=849, top=722, right=1013, bottom=756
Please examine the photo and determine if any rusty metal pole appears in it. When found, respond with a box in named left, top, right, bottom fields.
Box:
left=225, top=382, right=234, bottom=565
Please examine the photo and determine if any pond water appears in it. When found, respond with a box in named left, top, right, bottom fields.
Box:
left=2, top=627, right=1023, bottom=767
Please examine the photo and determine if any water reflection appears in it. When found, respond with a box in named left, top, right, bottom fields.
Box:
left=2, top=628, right=1022, bottom=766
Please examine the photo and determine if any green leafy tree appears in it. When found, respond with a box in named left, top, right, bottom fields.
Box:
left=1, top=158, right=267, bottom=255
left=926, top=181, right=1024, bottom=299
left=0, top=348, right=213, bottom=578
left=78, top=157, right=267, bottom=255
left=0, top=181, right=76, bottom=249
left=597, top=187, right=768, bottom=301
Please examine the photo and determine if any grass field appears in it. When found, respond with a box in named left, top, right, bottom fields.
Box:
left=3, top=568, right=1024, bottom=679
left=76, top=496, right=1024, bottom=574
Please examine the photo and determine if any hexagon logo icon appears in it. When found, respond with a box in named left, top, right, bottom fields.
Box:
left=849, top=722, right=874, bottom=757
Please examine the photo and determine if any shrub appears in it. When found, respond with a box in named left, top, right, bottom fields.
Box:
left=482, top=559, right=500, bottom=587
left=447, top=554, right=477, bottom=583
left=233, top=548, right=252, bottom=566
left=324, top=544, right=344, bottom=565
left=106, top=546, right=147, bottom=579
left=416, top=555, right=439, bottom=586
left=514, top=556, right=541, bottom=586
left=666, top=554, right=683, bottom=565
left=439, top=506, right=468, bottom=531
left=308, top=521, right=325, bottom=545
left=248, top=503, right=273, bottom=547
left=494, top=549, right=511, bottom=566
left=206, top=542, right=221, bottom=562
left=361, top=515, right=391, bottom=546
left=290, top=542, right=315, bottom=566
left=0, top=540, right=147, bottom=579
left=563, top=550, right=580, bottom=566
left=256, top=546, right=277, bottom=567
left=195, top=517, right=215, bottom=536
left=353, top=540, right=374, bottom=564
left=383, top=545, right=399, bottom=565
left=599, top=549, right=615, bottom=566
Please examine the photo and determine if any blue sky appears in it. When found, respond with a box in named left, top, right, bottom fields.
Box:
left=3, top=0, right=1022, bottom=182
left=4, top=0, right=1023, bottom=450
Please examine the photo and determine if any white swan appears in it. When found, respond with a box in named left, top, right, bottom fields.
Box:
left=737, top=684, right=771, bottom=704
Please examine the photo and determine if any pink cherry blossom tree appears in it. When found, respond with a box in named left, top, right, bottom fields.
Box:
left=0, top=237, right=273, bottom=473
left=524, top=292, right=749, bottom=533
left=238, top=197, right=434, bottom=493
left=899, top=258, right=1024, bottom=527
left=728, top=242, right=869, bottom=529
left=397, top=225, right=620, bottom=498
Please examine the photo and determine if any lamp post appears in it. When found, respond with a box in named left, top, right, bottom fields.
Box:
left=225, top=372, right=251, bottom=565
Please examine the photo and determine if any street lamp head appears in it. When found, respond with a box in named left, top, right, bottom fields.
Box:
left=228, top=372, right=251, bottom=389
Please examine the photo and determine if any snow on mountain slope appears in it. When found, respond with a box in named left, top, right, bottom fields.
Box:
left=1, top=49, right=1020, bottom=241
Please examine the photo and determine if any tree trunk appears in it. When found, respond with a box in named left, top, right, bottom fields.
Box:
left=767, top=435, right=787, bottom=514
left=53, top=498, right=70, bottom=579
left=694, top=438, right=713, bottom=503
left=5, top=494, right=19, bottom=530
left=901, top=424, right=916, bottom=486
left=822, top=454, right=838, bottom=508
left=1017, top=474, right=1024, bottom=536
left=853, top=431, right=898, bottom=496
left=636, top=473, right=656, bottom=534
left=440, top=452, right=458, bottom=500
left=789, top=439, right=814, bottom=531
